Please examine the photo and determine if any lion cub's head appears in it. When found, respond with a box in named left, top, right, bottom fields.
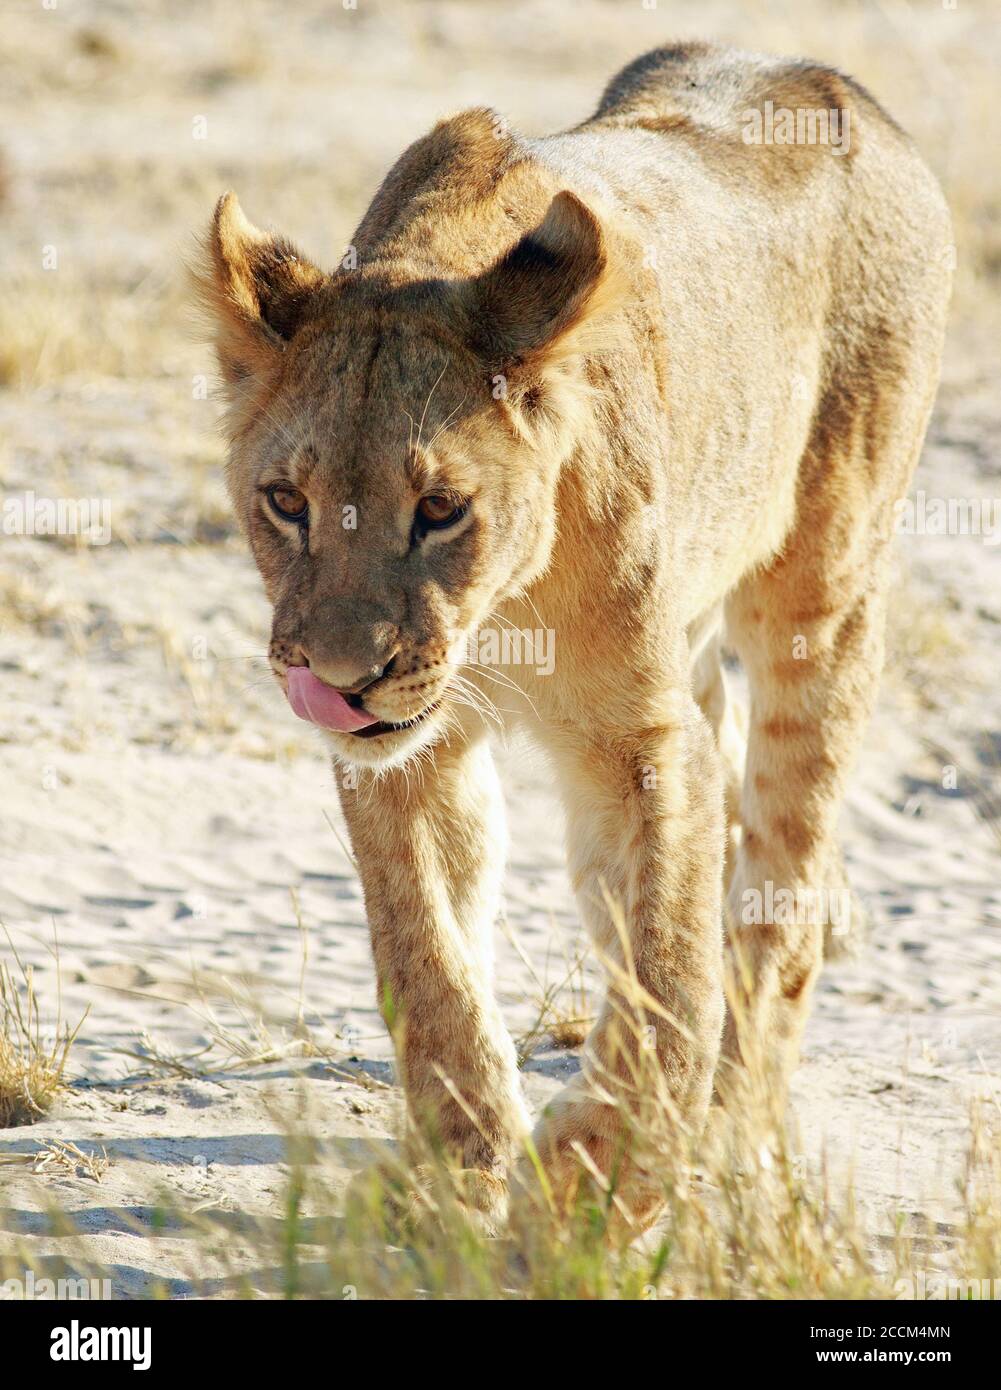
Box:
left=199, top=137, right=622, bottom=769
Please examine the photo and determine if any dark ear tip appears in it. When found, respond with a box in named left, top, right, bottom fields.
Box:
left=212, top=192, right=262, bottom=260
left=212, top=190, right=237, bottom=226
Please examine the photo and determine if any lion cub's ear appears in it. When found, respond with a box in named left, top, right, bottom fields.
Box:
left=197, top=192, right=325, bottom=389
left=461, top=191, right=619, bottom=370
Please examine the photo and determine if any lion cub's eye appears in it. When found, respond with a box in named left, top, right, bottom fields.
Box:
left=416, top=495, right=467, bottom=529
left=266, top=483, right=309, bottom=524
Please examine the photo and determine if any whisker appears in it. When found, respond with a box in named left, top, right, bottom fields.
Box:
left=424, top=394, right=467, bottom=455
left=416, top=365, right=448, bottom=452
left=519, top=590, right=550, bottom=633
left=462, top=661, right=542, bottom=722
left=447, top=683, right=498, bottom=727
left=450, top=673, right=505, bottom=729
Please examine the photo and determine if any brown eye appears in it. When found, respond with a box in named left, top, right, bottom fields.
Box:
left=266, top=483, right=309, bottom=523
left=416, top=494, right=466, bottom=529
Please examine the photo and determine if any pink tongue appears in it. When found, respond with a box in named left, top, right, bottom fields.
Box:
left=286, top=666, right=380, bottom=732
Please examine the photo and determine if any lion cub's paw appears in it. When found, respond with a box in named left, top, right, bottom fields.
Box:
left=511, top=1103, right=669, bottom=1241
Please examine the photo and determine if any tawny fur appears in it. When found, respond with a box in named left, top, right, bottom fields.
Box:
left=197, top=43, right=951, bottom=1230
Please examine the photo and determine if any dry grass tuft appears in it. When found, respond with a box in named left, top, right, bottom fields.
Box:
left=0, top=938, right=87, bottom=1128
left=21, top=1139, right=111, bottom=1183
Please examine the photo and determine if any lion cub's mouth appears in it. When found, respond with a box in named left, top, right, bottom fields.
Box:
left=285, top=666, right=439, bottom=739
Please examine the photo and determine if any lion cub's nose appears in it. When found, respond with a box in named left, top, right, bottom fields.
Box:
left=306, top=653, right=396, bottom=696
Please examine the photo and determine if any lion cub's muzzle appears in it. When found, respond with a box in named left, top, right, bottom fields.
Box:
left=271, top=638, right=450, bottom=750
left=284, top=664, right=441, bottom=740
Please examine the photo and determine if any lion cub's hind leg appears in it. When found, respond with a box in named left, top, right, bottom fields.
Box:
left=718, top=372, right=941, bottom=1115
left=720, top=552, right=884, bottom=1115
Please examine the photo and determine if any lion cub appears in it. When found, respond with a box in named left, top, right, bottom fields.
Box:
left=200, top=43, right=950, bottom=1229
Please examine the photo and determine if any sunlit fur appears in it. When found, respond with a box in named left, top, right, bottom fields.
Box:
left=199, top=43, right=951, bottom=1231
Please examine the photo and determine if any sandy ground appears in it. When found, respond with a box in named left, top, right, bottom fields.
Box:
left=1, top=0, right=999, bottom=1296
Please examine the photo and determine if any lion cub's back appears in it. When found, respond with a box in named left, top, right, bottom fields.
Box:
left=589, top=41, right=893, bottom=148
left=576, top=40, right=951, bottom=346
left=582, top=40, right=946, bottom=231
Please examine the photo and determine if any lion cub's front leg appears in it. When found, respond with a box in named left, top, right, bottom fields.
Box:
left=519, top=700, right=726, bottom=1231
left=338, top=732, right=529, bottom=1217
